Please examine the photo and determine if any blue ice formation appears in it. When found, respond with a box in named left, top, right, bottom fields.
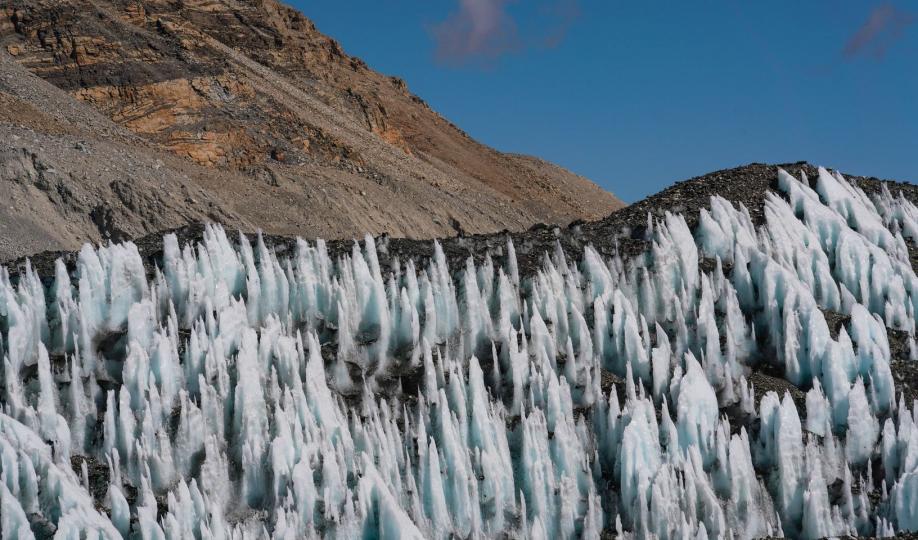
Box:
left=1, top=167, right=918, bottom=538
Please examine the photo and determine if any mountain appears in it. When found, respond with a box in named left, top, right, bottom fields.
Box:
left=0, top=0, right=623, bottom=262
left=2, top=162, right=918, bottom=538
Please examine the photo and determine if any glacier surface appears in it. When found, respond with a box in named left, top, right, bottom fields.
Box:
left=1, top=168, right=918, bottom=538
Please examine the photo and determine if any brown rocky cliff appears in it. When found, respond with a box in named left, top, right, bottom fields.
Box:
left=0, top=0, right=623, bottom=260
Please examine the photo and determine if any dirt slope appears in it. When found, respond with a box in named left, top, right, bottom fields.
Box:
left=0, top=0, right=623, bottom=261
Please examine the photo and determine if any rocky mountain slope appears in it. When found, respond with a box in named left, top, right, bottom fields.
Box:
left=0, top=0, right=622, bottom=262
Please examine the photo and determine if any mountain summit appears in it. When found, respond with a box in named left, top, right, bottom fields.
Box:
left=0, top=0, right=622, bottom=260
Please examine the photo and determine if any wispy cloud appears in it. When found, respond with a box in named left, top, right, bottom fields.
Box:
left=539, top=0, right=580, bottom=48
left=431, top=0, right=520, bottom=64
left=844, top=3, right=914, bottom=59
left=431, top=0, right=580, bottom=66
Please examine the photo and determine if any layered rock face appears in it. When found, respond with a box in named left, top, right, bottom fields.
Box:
left=0, top=0, right=622, bottom=261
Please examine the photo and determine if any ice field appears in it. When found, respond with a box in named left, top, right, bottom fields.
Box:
left=2, top=168, right=918, bottom=538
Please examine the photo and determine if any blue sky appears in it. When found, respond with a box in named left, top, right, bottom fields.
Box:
left=294, top=1, right=917, bottom=202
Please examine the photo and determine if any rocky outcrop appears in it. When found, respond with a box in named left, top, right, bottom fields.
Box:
left=0, top=0, right=623, bottom=261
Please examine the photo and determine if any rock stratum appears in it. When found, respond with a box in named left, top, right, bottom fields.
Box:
left=1, top=163, right=918, bottom=538
left=0, top=0, right=622, bottom=261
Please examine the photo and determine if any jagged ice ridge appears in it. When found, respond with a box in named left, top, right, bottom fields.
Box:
left=2, top=168, right=918, bottom=538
